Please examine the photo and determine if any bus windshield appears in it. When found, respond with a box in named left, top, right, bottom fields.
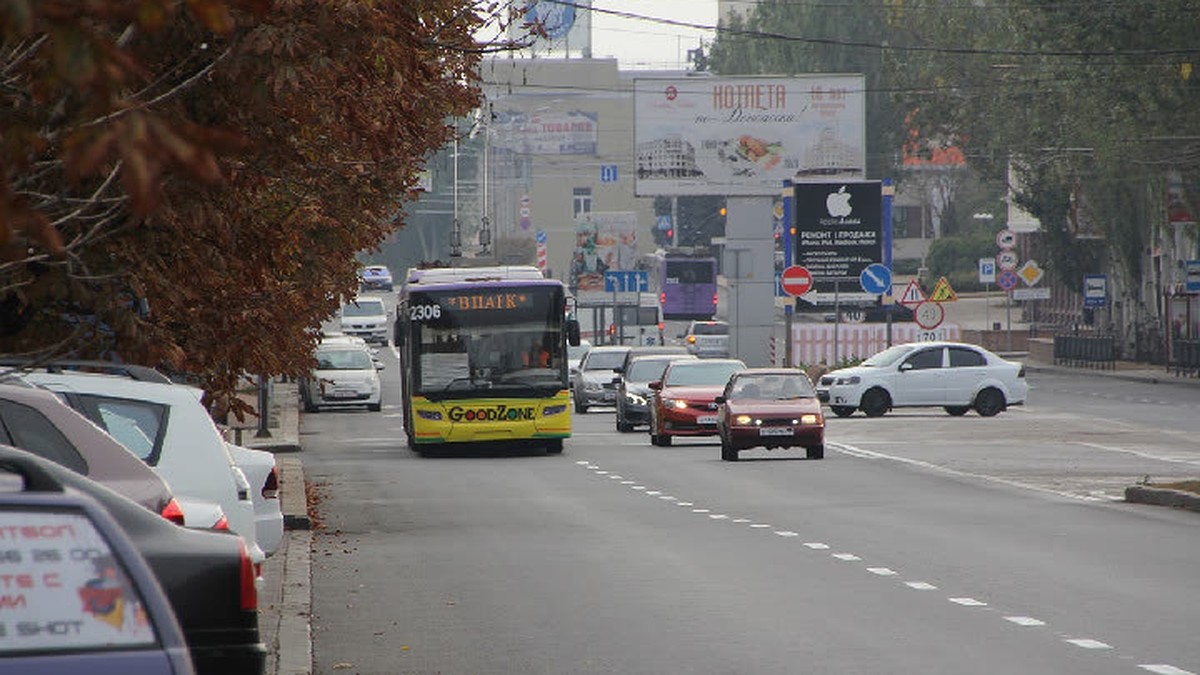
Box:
left=406, top=286, right=566, bottom=398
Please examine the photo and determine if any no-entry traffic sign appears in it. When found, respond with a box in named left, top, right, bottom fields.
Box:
left=781, top=265, right=814, bottom=297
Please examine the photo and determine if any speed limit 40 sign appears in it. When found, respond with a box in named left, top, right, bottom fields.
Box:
left=914, top=301, right=944, bottom=330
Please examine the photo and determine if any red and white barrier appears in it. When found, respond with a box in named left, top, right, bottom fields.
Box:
left=790, top=324, right=961, bottom=366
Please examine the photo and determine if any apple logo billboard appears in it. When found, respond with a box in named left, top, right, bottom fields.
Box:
left=826, top=186, right=853, bottom=218
left=793, top=181, right=883, bottom=293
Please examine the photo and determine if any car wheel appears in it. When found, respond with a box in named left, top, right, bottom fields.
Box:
left=720, top=439, right=738, bottom=461
left=545, top=439, right=564, bottom=454
left=368, top=401, right=382, bottom=412
left=574, top=398, right=588, bottom=414
left=302, top=395, right=318, bottom=413
left=944, top=406, right=970, bottom=416
left=974, top=388, right=1006, bottom=417
left=652, top=433, right=673, bottom=446
left=860, top=388, right=891, bottom=417
left=830, top=405, right=856, bottom=418
left=616, top=419, right=633, bottom=433
left=806, top=445, right=825, bottom=460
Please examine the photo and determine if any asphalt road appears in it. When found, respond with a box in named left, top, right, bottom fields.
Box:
left=295, top=344, right=1200, bottom=675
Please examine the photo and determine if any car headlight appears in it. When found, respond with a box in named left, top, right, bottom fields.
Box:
left=735, top=414, right=753, bottom=425
left=836, top=375, right=861, bottom=385
left=584, top=381, right=602, bottom=391
left=417, top=409, right=443, bottom=420
left=801, top=413, right=821, bottom=425
left=671, top=399, right=689, bottom=410
left=625, top=392, right=646, bottom=406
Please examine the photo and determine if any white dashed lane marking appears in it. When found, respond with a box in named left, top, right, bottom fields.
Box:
left=574, top=459, right=1192, bottom=674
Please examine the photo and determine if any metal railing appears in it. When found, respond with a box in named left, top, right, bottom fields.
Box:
left=1172, top=339, right=1200, bottom=378
left=1053, top=335, right=1115, bottom=370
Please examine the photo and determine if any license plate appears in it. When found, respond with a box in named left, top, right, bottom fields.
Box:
left=697, top=415, right=718, bottom=425
left=601, top=392, right=615, bottom=401
left=759, top=427, right=793, bottom=436
left=329, top=389, right=357, bottom=399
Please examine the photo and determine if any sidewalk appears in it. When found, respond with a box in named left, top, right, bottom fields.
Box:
left=228, top=380, right=313, bottom=675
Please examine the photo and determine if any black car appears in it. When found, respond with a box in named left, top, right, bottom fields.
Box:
left=0, top=445, right=266, bottom=675
left=614, top=353, right=697, bottom=432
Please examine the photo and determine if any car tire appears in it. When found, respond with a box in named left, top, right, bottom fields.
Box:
left=806, top=445, right=825, bottom=460
left=616, top=419, right=634, bottom=433
left=860, top=388, right=890, bottom=417
left=944, top=406, right=970, bottom=416
left=974, top=388, right=1006, bottom=417
left=830, top=405, right=856, bottom=418
left=545, top=439, right=564, bottom=454
left=302, top=394, right=318, bottom=413
left=574, top=394, right=588, bottom=414
left=652, top=433, right=672, bottom=446
left=720, top=439, right=738, bottom=461
left=368, top=401, right=382, bottom=412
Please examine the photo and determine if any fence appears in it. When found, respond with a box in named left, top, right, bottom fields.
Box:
left=1052, top=335, right=1115, bottom=369
left=1172, top=339, right=1200, bottom=378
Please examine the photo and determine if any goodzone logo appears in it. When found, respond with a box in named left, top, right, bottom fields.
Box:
left=447, top=405, right=535, bottom=422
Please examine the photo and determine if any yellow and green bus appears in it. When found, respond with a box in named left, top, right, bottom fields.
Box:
left=395, top=265, right=580, bottom=454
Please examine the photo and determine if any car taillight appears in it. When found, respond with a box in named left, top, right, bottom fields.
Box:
left=659, top=292, right=666, bottom=305
left=712, top=293, right=718, bottom=306
left=262, top=466, right=280, bottom=500
left=160, top=498, right=185, bottom=526
left=213, top=515, right=230, bottom=531
left=238, top=537, right=258, bottom=611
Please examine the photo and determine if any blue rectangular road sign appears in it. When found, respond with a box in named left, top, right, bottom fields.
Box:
left=1083, top=274, right=1107, bottom=308
left=601, top=164, right=619, bottom=183
left=604, top=270, right=649, bottom=293
left=1187, top=261, right=1200, bottom=294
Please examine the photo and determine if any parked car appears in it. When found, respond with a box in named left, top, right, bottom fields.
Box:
left=567, top=339, right=593, bottom=377
left=226, top=443, right=283, bottom=557
left=0, top=382, right=180, bottom=518
left=714, top=368, right=825, bottom=461
left=815, top=341, right=1029, bottom=418
left=358, top=264, right=394, bottom=291
left=614, top=353, right=696, bottom=432
left=648, top=358, right=746, bottom=446
left=339, top=296, right=390, bottom=345
left=0, top=445, right=266, bottom=675
left=300, top=341, right=384, bottom=412
left=0, top=449, right=196, bottom=675
left=19, top=371, right=268, bottom=565
left=682, top=320, right=730, bottom=358
left=571, top=345, right=630, bottom=413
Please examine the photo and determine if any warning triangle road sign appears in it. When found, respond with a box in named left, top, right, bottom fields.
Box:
left=898, top=279, right=926, bottom=307
left=929, top=276, right=958, bottom=302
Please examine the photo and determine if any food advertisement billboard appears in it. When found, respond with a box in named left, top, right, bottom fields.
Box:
left=634, top=75, right=866, bottom=196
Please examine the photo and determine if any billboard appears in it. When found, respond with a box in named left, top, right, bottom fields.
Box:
left=493, top=110, right=598, bottom=155
left=570, top=212, right=638, bottom=305
left=634, top=75, right=866, bottom=196
left=510, top=0, right=592, bottom=56
left=793, top=181, right=883, bottom=292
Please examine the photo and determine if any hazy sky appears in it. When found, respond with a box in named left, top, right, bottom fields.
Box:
left=588, top=1, right=719, bottom=70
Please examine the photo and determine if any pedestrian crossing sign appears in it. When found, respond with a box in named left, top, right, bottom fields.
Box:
left=898, top=279, right=926, bottom=307
left=929, top=276, right=958, bottom=302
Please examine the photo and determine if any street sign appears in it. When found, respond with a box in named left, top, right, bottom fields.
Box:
left=600, top=164, right=619, bottom=183
left=997, top=250, right=1019, bottom=270
left=929, top=276, right=958, bottom=302
left=780, top=265, right=814, bottom=297
left=914, top=301, right=945, bottom=329
left=979, top=257, right=996, bottom=284
left=1186, top=261, right=1200, bottom=293
left=1018, top=259, right=1044, bottom=286
left=1012, top=287, right=1051, bottom=301
left=656, top=215, right=672, bottom=231
left=996, top=229, right=1017, bottom=249
left=898, top=279, right=926, bottom=307
left=603, top=270, right=649, bottom=293
left=1083, top=274, right=1106, bottom=308
left=997, top=269, right=1020, bottom=291
left=859, top=263, right=891, bottom=295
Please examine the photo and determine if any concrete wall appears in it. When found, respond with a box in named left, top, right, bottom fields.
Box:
left=722, top=197, right=776, bottom=367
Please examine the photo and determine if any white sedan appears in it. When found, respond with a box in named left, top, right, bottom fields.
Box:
left=815, top=341, right=1028, bottom=418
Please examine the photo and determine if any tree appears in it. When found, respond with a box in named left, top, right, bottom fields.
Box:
left=1, top=1, right=496, bottom=414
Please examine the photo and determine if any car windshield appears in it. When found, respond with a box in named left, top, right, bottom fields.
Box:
left=315, top=349, right=374, bottom=370
left=664, top=362, right=743, bottom=386
left=626, top=358, right=676, bottom=382
left=585, top=350, right=627, bottom=370
left=860, top=344, right=918, bottom=367
left=730, top=374, right=815, bottom=400
left=342, top=300, right=385, bottom=317
left=691, top=323, right=728, bottom=336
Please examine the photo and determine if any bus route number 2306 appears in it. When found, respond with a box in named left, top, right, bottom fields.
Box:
left=410, top=304, right=442, bottom=321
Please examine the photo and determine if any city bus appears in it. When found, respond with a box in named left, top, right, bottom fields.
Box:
left=395, top=265, right=580, bottom=454
left=644, top=249, right=719, bottom=321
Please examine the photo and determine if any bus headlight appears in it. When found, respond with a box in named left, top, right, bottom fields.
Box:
left=416, top=410, right=443, bottom=421
left=543, top=405, right=567, bottom=416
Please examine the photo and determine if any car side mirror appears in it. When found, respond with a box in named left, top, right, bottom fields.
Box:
left=899, top=362, right=913, bottom=372
left=714, top=395, right=726, bottom=404
left=566, top=319, right=581, bottom=347
left=374, top=360, right=385, bottom=371
left=648, top=381, right=661, bottom=390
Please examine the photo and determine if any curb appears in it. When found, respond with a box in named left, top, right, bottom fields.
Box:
left=268, top=455, right=312, bottom=675
left=1124, top=486, right=1200, bottom=513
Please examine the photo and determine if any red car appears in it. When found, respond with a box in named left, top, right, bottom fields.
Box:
left=648, top=358, right=746, bottom=446
left=714, top=368, right=825, bottom=461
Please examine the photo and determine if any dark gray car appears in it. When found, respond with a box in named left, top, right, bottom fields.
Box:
left=614, top=353, right=697, bottom=432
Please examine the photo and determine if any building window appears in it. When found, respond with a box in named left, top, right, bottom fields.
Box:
left=573, top=187, right=592, bottom=218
